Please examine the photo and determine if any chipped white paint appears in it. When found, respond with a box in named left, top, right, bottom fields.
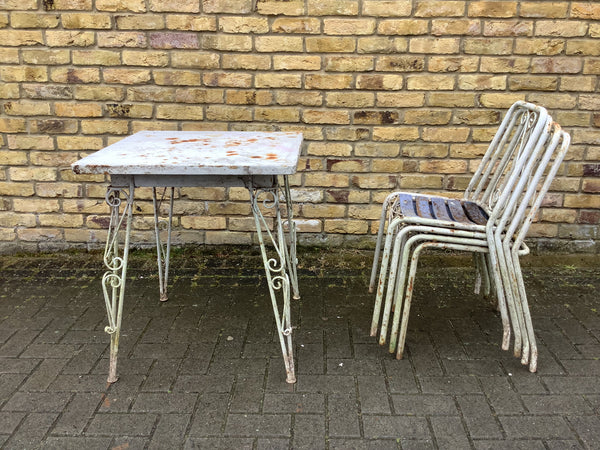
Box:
left=72, top=131, right=303, bottom=176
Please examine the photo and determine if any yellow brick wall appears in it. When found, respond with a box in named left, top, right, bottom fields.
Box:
left=1, top=0, right=599, bottom=253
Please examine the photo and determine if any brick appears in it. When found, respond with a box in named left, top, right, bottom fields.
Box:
left=356, top=74, right=403, bottom=90
left=376, top=56, right=425, bottom=72
left=255, top=107, right=299, bottom=123
left=458, top=74, right=506, bottom=90
left=464, top=37, right=513, bottom=54
left=363, top=0, right=411, bottom=16
left=165, top=15, right=216, bottom=31
left=4, top=101, right=51, bottom=116
left=373, top=126, right=419, bottom=142
left=154, top=70, right=202, bottom=86
left=203, top=0, right=252, bottom=13
left=305, top=74, right=353, bottom=90
left=0, top=30, right=43, bottom=46
left=203, top=73, right=252, bottom=88
left=46, top=30, right=95, bottom=47
left=468, top=1, right=517, bottom=18
left=378, top=19, right=429, bottom=35
left=410, top=37, right=460, bottom=54
left=10, top=12, right=60, bottom=28
left=357, top=36, right=407, bottom=54
left=432, top=19, right=481, bottom=36
left=222, top=54, right=270, bottom=70
left=272, top=18, right=321, bottom=34
left=302, top=110, right=349, bottom=125
left=483, top=20, right=533, bottom=36
left=72, top=49, right=121, bottom=65
left=30, top=119, right=79, bottom=134
left=306, top=37, right=356, bottom=53
left=103, top=68, right=151, bottom=84
left=22, top=49, right=69, bottom=65
left=509, top=75, right=558, bottom=91
left=520, top=2, right=568, bottom=18
left=480, top=56, right=530, bottom=73
left=324, top=219, right=368, bottom=234
left=51, top=67, right=99, bottom=84
left=256, top=73, right=301, bottom=89
left=206, top=105, right=252, bottom=122
left=1, top=66, right=47, bottom=82
left=560, top=76, right=597, bottom=92
left=273, top=55, right=321, bottom=71
left=256, top=0, right=304, bottom=16
left=226, top=90, right=271, bottom=105
left=536, top=20, right=588, bottom=37
left=307, top=0, right=358, bottom=16
left=202, top=34, right=252, bottom=51
left=96, top=0, right=145, bottom=11
left=97, top=31, right=146, bottom=47
left=81, top=119, right=129, bottom=134
left=116, top=14, right=164, bottom=30
left=219, top=17, right=268, bottom=34
left=62, top=13, right=111, bottom=29
left=0, top=49, right=19, bottom=64
left=324, top=18, right=376, bottom=35
left=377, top=92, right=425, bottom=108
left=327, top=92, right=374, bottom=108
left=325, top=56, right=374, bottom=72
left=514, top=38, right=564, bottom=55
left=407, top=74, right=455, bottom=90
left=149, top=32, right=199, bottom=49
left=156, top=104, right=203, bottom=120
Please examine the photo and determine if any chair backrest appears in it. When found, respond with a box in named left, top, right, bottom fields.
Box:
left=465, top=101, right=570, bottom=243
left=464, top=101, right=550, bottom=213
left=498, top=122, right=570, bottom=248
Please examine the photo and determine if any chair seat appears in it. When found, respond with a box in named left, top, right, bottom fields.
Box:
left=394, top=193, right=489, bottom=226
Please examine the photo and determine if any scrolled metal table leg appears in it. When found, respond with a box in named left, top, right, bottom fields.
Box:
left=153, top=187, right=175, bottom=302
left=102, top=183, right=135, bottom=384
left=248, top=176, right=297, bottom=384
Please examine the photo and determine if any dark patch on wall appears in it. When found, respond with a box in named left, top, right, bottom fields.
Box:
left=106, top=104, right=132, bottom=118
left=43, top=0, right=55, bottom=11
left=326, top=190, right=349, bottom=203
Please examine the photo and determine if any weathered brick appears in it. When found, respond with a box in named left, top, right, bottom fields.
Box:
left=373, top=126, right=419, bottom=142
left=1, top=66, right=47, bottom=82
left=379, top=19, right=429, bottom=36
left=150, top=0, right=198, bottom=13
left=154, top=70, right=202, bottom=86
left=483, top=20, right=533, bottom=36
left=407, top=74, right=455, bottom=90
left=307, top=0, right=358, bottom=16
left=306, top=37, right=356, bottom=53
left=202, top=34, right=252, bottom=51
left=464, top=38, right=513, bottom=54
left=272, top=18, right=320, bottom=34
left=276, top=91, right=322, bottom=107
left=257, top=0, right=304, bottom=16
left=305, top=74, right=353, bottom=90
left=3, top=101, right=51, bottom=116
left=431, top=19, right=481, bottom=36
left=206, top=105, right=252, bottom=122
left=535, top=20, right=588, bottom=37
left=226, top=90, right=272, bottom=106
left=219, top=17, right=268, bottom=34
left=0, top=30, right=43, bottom=46
left=273, top=56, right=321, bottom=71
left=96, top=0, right=146, bottom=12
left=255, top=74, right=301, bottom=89
left=116, top=14, right=164, bottom=30
left=357, top=37, right=407, bottom=54
left=514, top=38, right=564, bottom=55
left=325, top=56, right=374, bottom=72
left=97, top=31, right=146, bottom=47
left=458, top=74, right=507, bottom=90
left=376, top=56, right=425, bottom=72
left=520, top=2, right=568, bottom=18
left=410, top=37, right=460, bottom=54
left=165, top=15, right=216, bottom=31
left=72, top=50, right=121, bottom=65
left=508, top=75, right=558, bottom=91
left=468, top=2, right=517, bottom=17
left=203, top=73, right=252, bottom=88
left=377, top=92, right=425, bottom=108
left=255, top=108, right=299, bottom=123
left=222, top=54, right=270, bottom=70
left=10, top=12, right=60, bottom=29
left=302, top=110, right=350, bottom=125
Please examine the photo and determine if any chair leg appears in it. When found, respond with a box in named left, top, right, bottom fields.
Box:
left=378, top=226, right=405, bottom=345
left=370, top=196, right=393, bottom=293
left=485, top=239, right=512, bottom=352
left=511, top=253, right=538, bottom=371
left=370, top=218, right=401, bottom=337
left=395, top=241, right=425, bottom=360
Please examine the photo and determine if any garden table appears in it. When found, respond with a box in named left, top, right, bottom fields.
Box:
left=72, top=131, right=303, bottom=384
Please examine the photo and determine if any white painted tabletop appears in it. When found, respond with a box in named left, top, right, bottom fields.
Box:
left=72, top=131, right=303, bottom=176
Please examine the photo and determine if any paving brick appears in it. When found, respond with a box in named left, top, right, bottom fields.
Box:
left=499, top=415, right=574, bottom=439
left=184, top=437, right=254, bottom=449
left=456, top=394, right=503, bottom=440
left=392, top=394, right=457, bottom=416
left=188, top=393, right=229, bottom=436
left=132, top=392, right=197, bottom=413
left=328, top=393, right=361, bottom=437
left=86, top=412, right=157, bottom=436
left=224, top=413, right=292, bottom=437
left=358, top=376, right=392, bottom=414
left=148, top=414, right=191, bottom=450
left=362, top=416, right=430, bottom=439
left=52, top=392, right=102, bottom=435
left=263, top=392, right=325, bottom=414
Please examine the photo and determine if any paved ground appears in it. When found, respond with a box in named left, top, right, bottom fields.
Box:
left=0, top=247, right=599, bottom=450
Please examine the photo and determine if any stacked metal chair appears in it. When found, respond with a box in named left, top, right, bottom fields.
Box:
left=369, top=101, right=571, bottom=372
